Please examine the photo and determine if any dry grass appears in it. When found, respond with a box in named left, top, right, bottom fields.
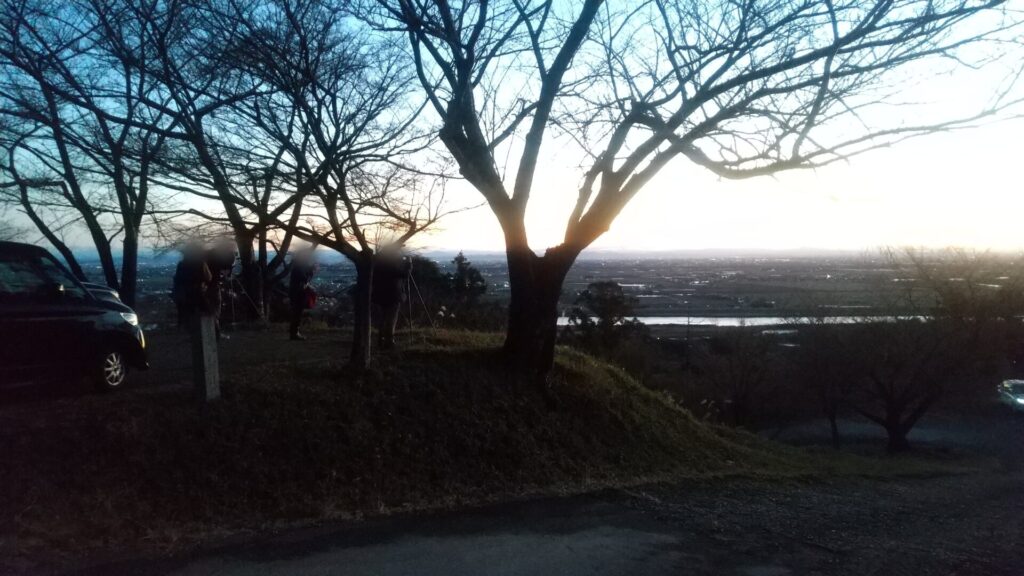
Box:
left=0, top=329, right=965, bottom=572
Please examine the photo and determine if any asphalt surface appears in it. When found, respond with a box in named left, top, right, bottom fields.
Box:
left=66, top=474, right=1024, bottom=576
left=64, top=406, right=1024, bottom=576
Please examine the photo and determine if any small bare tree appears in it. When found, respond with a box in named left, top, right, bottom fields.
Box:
left=695, top=324, right=778, bottom=428
left=792, top=316, right=860, bottom=449
left=844, top=249, right=1024, bottom=451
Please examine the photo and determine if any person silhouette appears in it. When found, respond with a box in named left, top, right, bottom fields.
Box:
left=172, top=242, right=212, bottom=329
left=288, top=246, right=318, bottom=341
left=372, top=248, right=411, bottom=350
left=205, top=239, right=236, bottom=340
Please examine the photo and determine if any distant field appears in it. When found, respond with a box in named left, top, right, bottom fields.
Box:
left=107, top=255, right=972, bottom=329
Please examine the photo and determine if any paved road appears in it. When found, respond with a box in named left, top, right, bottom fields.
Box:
left=81, top=493, right=693, bottom=576
left=69, top=406, right=1024, bottom=576
left=67, top=471, right=1024, bottom=576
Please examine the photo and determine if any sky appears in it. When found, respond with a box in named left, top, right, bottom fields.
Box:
left=36, top=114, right=1024, bottom=260
left=8, top=4, right=1023, bottom=259
left=403, top=5, right=1024, bottom=256
left=415, top=117, right=1024, bottom=254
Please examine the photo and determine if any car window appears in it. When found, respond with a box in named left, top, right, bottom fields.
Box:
left=1011, top=384, right=1024, bottom=395
left=0, top=254, right=89, bottom=303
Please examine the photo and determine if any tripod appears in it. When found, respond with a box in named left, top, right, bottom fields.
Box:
left=219, top=257, right=267, bottom=327
left=401, top=265, right=436, bottom=342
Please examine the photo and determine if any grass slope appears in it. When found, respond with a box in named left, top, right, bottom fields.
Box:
left=0, top=330, right=933, bottom=569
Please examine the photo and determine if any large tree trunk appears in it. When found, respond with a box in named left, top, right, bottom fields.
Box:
left=92, top=233, right=119, bottom=292
left=256, top=228, right=268, bottom=319
left=885, top=414, right=911, bottom=452
left=350, top=250, right=374, bottom=370
left=120, top=231, right=139, bottom=308
left=885, top=427, right=910, bottom=452
left=503, top=241, right=579, bottom=380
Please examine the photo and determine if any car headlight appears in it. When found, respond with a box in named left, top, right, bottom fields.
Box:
left=120, top=312, right=139, bottom=326
left=1016, top=397, right=1024, bottom=405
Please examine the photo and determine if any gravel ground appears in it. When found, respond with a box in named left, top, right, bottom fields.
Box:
left=624, top=471, right=1023, bottom=575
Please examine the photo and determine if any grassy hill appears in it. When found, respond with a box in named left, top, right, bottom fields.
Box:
left=0, top=329, right=930, bottom=569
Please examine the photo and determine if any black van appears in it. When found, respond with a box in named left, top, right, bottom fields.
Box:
left=0, top=242, right=147, bottom=390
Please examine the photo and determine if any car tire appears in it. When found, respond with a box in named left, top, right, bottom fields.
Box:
left=93, top=349, right=128, bottom=391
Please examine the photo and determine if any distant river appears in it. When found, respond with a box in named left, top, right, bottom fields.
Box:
left=556, top=315, right=920, bottom=327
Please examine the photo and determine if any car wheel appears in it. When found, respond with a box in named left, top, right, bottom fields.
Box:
left=93, top=350, right=128, bottom=391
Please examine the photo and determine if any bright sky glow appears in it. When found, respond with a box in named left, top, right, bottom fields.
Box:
left=416, top=117, right=1023, bottom=254
left=408, top=5, right=1024, bottom=256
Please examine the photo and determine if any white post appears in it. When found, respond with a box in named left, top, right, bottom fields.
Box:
left=191, top=314, right=220, bottom=402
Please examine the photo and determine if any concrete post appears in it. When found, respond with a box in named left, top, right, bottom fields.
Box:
left=191, top=314, right=220, bottom=402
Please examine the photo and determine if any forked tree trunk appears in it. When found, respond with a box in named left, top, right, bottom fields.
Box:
left=502, top=242, right=579, bottom=380
left=235, top=233, right=264, bottom=320
left=885, top=424, right=910, bottom=452
left=883, top=409, right=912, bottom=452
left=883, top=392, right=941, bottom=452
left=350, top=250, right=374, bottom=370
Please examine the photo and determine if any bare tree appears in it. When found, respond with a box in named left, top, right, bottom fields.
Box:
left=365, top=0, right=1024, bottom=378
left=145, top=114, right=304, bottom=319
left=792, top=316, right=860, bottom=448
left=0, top=0, right=176, bottom=306
left=127, top=0, right=293, bottom=316
left=696, top=324, right=778, bottom=428
left=222, top=0, right=447, bottom=367
left=102, top=0, right=448, bottom=365
left=841, top=249, right=1024, bottom=451
left=11, top=0, right=297, bottom=315
left=0, top=129, right=88, bottom=277
left=0, top=201, right=27, bottom=241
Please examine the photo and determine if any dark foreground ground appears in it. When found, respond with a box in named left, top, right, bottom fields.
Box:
left=72, top=453, right=1022, bottom=576
left=9, top=328, right=1024, bottom=576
